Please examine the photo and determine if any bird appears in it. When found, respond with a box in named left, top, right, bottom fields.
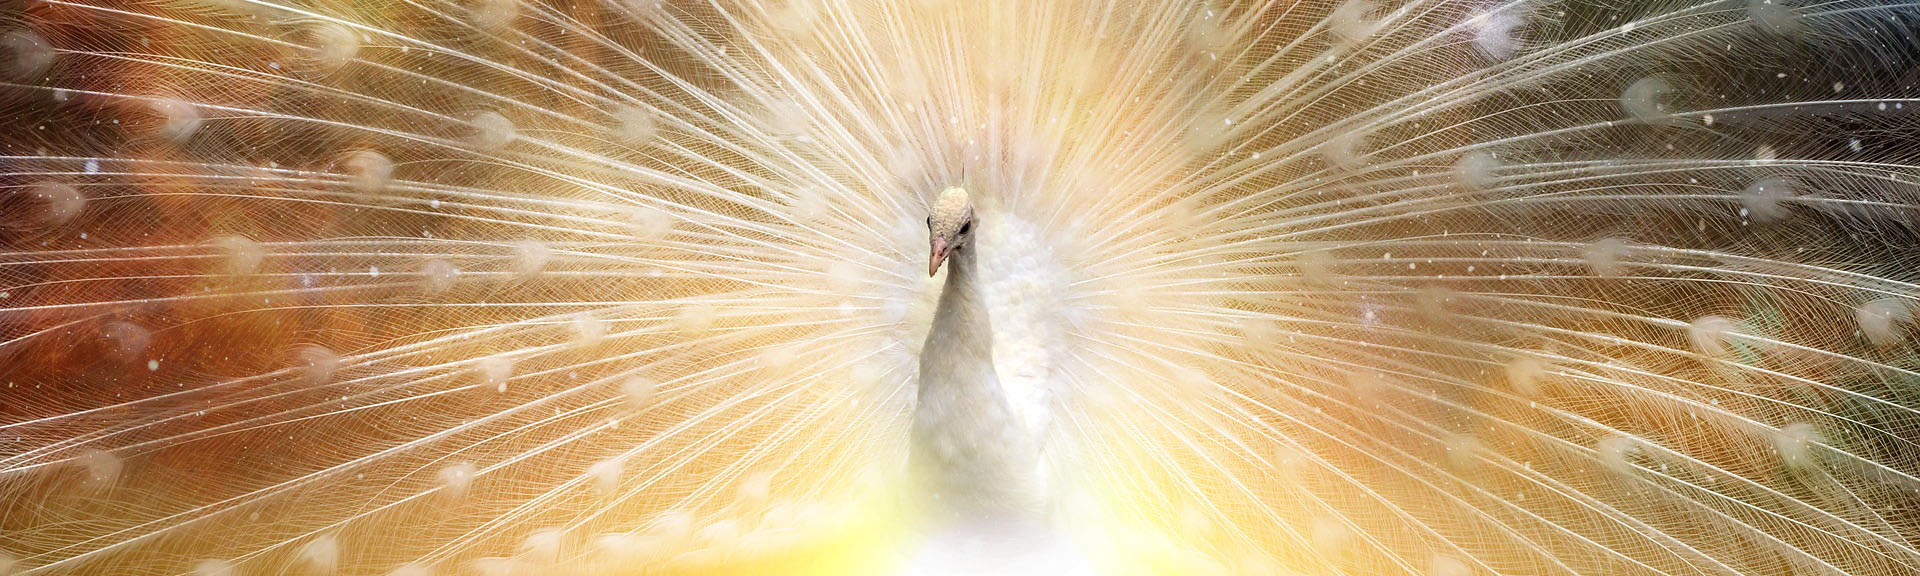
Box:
left=909, top=186, right=1035, bottom=520
left=0, top=0, right=1919, bottom=575
left=902, top=186, right=1091, bottom=575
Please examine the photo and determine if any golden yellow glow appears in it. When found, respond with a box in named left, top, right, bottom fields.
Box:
left=1, top=0, right=1919, bottom=574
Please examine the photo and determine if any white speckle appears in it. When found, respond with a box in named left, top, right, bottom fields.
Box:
left=737, top=470, right=773, bottom=506
left=1688, top=315, right=1737, bottom=356
left=79, top=449, right=122, bottom=486
left=147, top=359, right=159, bottom=371
left=468, top=111, right=516, bottom=150
left=150, top=98, right=204, bottom=143
left=104, top=321, right=151, bottom=362
left=1322, top=129, right=1369, bottom=169
left=511, top=240, right=551, bottom=277
left=1453, top=151, right=1498, bottom=192
left=1470, top=7, right=1525, bottom=60
left=386, top=563, right=432, bottom=576
left=1773, top=422, right=1820, bottom=470
left=1430, top=555, right=1471, bottom=576
left=301, top=21, right=360, bottom=73
left=1328, top=0, right=1381, bottom=46
left=1742, top=177, right=1794, bottom=223
left=1310, top=515, right=1351, bottom=554
left=1857, top=298, right=1910, bottom=346
left=296, top=345, right=340, bottom=384
left=193, top=559, right=236, bottom=576
left=211, top=235, right=265, bottom=275
left=420, top=259, right=460, bottom=294
left=623, top=205, right=674, bottom=240
left=29, top=182, right=86, bottom=226
left=1749, top=0, right=1802, bottom=35
left=611, top=105, right=659, bottom=145
left=1620, top=77, right=1674, bottom=123
left=469, top=0, right=517, bottom=29
left=621, top=376, right=657, bottom=409
left=521, top=528, right=565, bottom=565
left=341, top=149, right=393, bottom=194
left=1584, top=237, right=1630, bottom=277
left=3, top=29, right=54, bottom=81
left=1597, top=435, right=1640, bottom=474
left=438, top=462, right=477, bottom=498
left=1505, top=356, right=1546, bottom=397
left=587, top=457, right=625, bottom=498
left=676, top=302, right=718, bottom=332
left=570, top=314, right=607, bottom=347
left=298, top=535, right=340, bottom=575
left=474, top=356, right=514, bottom=392
left=469, top=558, right=516, bottom=576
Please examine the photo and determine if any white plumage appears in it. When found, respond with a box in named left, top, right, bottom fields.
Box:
left=911, top=187, right=1042, bottom=521
left=905, top=186, right=1089, bottom=573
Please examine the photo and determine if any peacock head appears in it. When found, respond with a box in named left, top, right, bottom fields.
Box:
left=926, top=186, right=976, bottom=276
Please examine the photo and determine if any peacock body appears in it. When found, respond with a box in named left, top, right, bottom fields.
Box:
left=911, top=187, right=1039, bottom=520
left=2, top=0, right=1920, bottom=575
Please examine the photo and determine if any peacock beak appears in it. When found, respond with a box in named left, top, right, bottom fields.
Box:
left=929, top=239, right=950, bottom=277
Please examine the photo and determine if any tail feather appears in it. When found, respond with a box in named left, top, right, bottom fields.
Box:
left=3, top=0, right=1920, bottom=574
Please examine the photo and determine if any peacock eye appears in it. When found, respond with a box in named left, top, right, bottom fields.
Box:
left=958, top=221, right=972, bottom=234
left=926, top=217, right=933, bottom=229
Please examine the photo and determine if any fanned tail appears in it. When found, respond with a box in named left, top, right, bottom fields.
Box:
left=0, top=1, right=1917, bottom=575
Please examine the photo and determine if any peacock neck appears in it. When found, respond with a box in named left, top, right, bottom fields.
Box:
left=912, top=240, right=1044, bottom=522
left=930, top=245, right=990, bottom=359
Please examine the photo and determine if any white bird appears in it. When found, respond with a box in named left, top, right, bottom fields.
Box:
left=911, top=186, right=1037, bottom=518
left=904, top=186, right=1091, bottom=575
